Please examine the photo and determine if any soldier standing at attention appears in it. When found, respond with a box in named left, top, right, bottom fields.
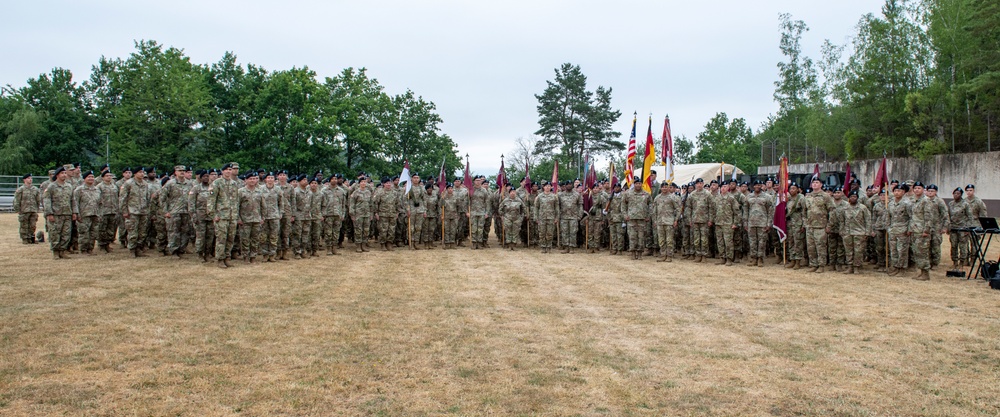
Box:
left=44, top=166, right=75, bottom=259
left=405, top=173, right=426, bottom=250
left=784, top=183, right=805, bottom=269
left=947, top=188, right=974, bottom=270
left=826, top=188, right=848, bottom=271
left=467, top=177, right=490, bottom=249
left=534, top=181, right=559, bottom=253
left=870, top=187, right=889, bottom=272
left=711, top=181, right=741, bottom=266
left=441, top=184, right=460, bottom=248
left=924, top=185, right=950, bottom=270
left=687, top=178, right=713, bottom=262
left=119, top=167, right=150, bottom=258
left=349, top=176, right=374, bottom=252
left=746, top=181, right=775, bottom=267
left=841, top=191, right=873, bottom=274
left=586, top=182, right=608, bottom=253
left=96, top=170, right=119, bottom=253
left=653, top=182, right=683, bottom=263
left=291, top=175, right=312, bottom=258
left=72, top=170, right=101, bottom=255
left=276, top=171, right=295, bottom=260
left=189, top=170, right=215, bottom=262
left=886, top=184, right=912, bottom=276
left=208, top=163, right=240, bottom=268
left=259, top=172, right=283, bottom=261
left=803, top=177, right=835, bottom=273
left=238, top=173, right=264, bottom=263
left=308, top=178, right=325, bottom=257
left=422, top=183, right=440, bottom=249
left=556, top=181, right=583, bottom=253
left=499, top=188, right=525, bottom=250
left=321, top=175, right=346, bottom=255
left=374, top=178, right=399, bottom=251
left=14, top=173, right=42, bottom=244
left=161, top=165, right=192, bottom=257
left=622, top=177, right=650, bottom=260
left=607, top=183, right=625, bottom=255
left=909, top=182, right=935, bottom=281
left=149, top=176, right=170, bottom=255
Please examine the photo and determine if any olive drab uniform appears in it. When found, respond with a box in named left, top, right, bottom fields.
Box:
left=746, top=192, right=775, bottom=263
left=291, top=186, right=313, bottom=256
left=621, top=186, right=650, bottom=256
left=350, top=186, right=374, bottom=248
left=238, top=186, right=264, bottom=260
left=469, top=187, right=491, bottom=246
left=72, top=182, right=101, bottom=253
left=96, top=180, right=119, bottom=249
left=43, top=181, right=75, bottom=255
left=841, top=201, right=872, bottom=271
left=869, top=195, right=889, bottom=269
left=586, top=190, right=608, bottom=251
left=14, top=183, right=42, bottom=243
left=422, top=189, right=440, bottom=245
left=687, top=188, right=713, bottom=258
left=802, top=191, right=835, bottom=269
left=785, top=193, right=805, bottom=264
left=909, top=196, right=936, bottom=273
left=827, top=199, right=848, bottom=269
left=160, top=177, right=192, bottom=255
left=948, top=198, right=974, bottom=267
left=119, top=178, right=150, bottom=252
left=406, top=186, right=426, bottom=248
left=653, top=190, right=683, bottom=260
left=607, top=191, right=625, bottom=253
left=442, top=192, right=460, bottom=245
left=557, top=189, right=582, bottom=250
left=534, top=191, right=559, bottom=251
left=259, top=184, right=283, bottom=258
left=148, top=184, right=168, bottom=253
left=208, top=176, right=240, bottom=261
left=189, top=182, right=216, bottom=259
left=308, top=188, right=324, bottom=253
left=887, top=197, right=912, bottom=271
left=321, top=184, right=346, bottom=254
left=374, top=187, right=398, bottom=247
left=454, top=186, right=470, bottom=244
left=279, top=183, right=296, bottom=255
left=928, top=195, right=949, bottom=268
left=499, top=195, right=525, bottom=246
left=710, top=191, right=740, bottom=263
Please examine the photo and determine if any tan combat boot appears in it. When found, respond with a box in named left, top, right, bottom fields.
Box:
left=218, top=259, right=227, bottom=268
left=914, top=269, right=930, bottom=281
left=814, top=266, right=824, bottom=273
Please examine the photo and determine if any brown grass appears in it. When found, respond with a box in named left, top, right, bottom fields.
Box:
left=1, top=212, right=999, bottom=416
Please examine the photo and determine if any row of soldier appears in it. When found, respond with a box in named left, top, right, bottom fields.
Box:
left=13, top=162, right=988, bottom=278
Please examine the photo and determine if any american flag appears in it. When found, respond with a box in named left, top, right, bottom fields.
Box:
left=625, top=112, right=637, bottom=187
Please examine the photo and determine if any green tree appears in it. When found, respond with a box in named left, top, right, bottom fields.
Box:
left=325, top=68, right=395, bottom=174
left=693, top=113, right=758, bottom=174
left=534, top=63, right=622, bottom=176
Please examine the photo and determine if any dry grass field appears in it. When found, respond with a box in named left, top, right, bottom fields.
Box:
left=1, top=213, right=999, bottom=416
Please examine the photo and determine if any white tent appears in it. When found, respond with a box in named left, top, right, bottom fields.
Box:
left=637, top=163, right=744, bottom=185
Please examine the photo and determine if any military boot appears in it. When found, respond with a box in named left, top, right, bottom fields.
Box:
left=52, top=251, right=61, bottom=260
left=758, top=257, right=764, bottom=267
left=724, top=258, right=733, bottom=266
left=785, top=260, right=795, bottom=268
left=844, top=265, right=855, bottom=275
left=218, top=260, right=227, bottom=268
left=793, top=260, right=802, bottom=270
left=249, top=257, right=256, bottom=264
left=814, top=266, right=824, bottom=273
left=657, top=254, right=668, bottom=263
left=914, top=269, right=930, bottom=281
left=806, top=265, right=818, bottom=273
left=716, top=257, right=727, bottom=265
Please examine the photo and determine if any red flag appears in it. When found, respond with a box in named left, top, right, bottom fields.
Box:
left=464, top=159, right=473, bottom=197
left=583, top=156, right=596, bottom=211
left=773, top=156, right=789, bottom=242
left=551, top=160, right=559, bottom=189
left=625, top=113, right=637, bottom=187
left=641, top=116, right=655, bottom=192
left=661, top=115, right=672, bottom=164
left=497, top=159, right=506, bottom=192
left=524, top=160, right=532, bottom=193
left=610, top=162, right=618, bottom=189
left=844, top=161, right=852, bottom=189
left=812, top=163, right=820, bottom=180
left=873, top=157, right=888, bottom=189
left=437, top=157, right=447, bottom=194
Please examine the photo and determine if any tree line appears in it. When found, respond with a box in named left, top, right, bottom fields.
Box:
left=0, top=40, right=464, bottom=177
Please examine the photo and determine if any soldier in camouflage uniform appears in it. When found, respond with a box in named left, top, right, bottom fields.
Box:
left=585, top=183, right=608, bottom=253
left=149, top=177, right=170, bottom=255
left=349, top=177, right=374, bottom=252
left=276, top=171, right=295, bottom=260
left=308, top=178, right=324, bottom=256
left=925, top=185, right=950, bottom=270
left=908, top=182, right=935, bottom=281
left=687, top=178, right=713, bottom=262
left=14, top=174, right=42, bottom=244
left=869, top=188, right=889, bottom=272
left=115, top=167, right=132, bottom=246
left=44, top=167, right=75, bottom=258
left=499, top=188, right=525, bottom=250
left=290, top=176, right=311, bottom=258
left=557, top=181, right=583, bottom=253
left=238, top=174, right=264, bottom=263
left=72, top=171, right=101, bottom=255
left=160, top=165, right=192, bottom=257
left=886, top=184, right=911, bottom=276
left=841, top=191, right=872, bottom=274
left=784, top=183, right=805, bottom=269
left=259, top=173, right=283, bottom=261
left=422, top=183, right=440, bottom=248
left=653, top=182, right=683, bottom=262
left=321, top=175, right=346, bottom=255
left=948, top=187, right=974, bottom=269
left=96, top=170, right=119, bottom=252
left=534, top=182, right=559, bottom=253
left=441, top=185, right=460, bottom=248
left=404, top=174, right=426, bottom=250
left=622, top=177, right=650, bottom=260
left=746, top=181, right=774, bottom=267
left=208, top=163, right=240, bottom=268
left=189, top=170, right=215, bottom=262
left=374, top=178, right=399, bottom=251
left=454, top=179, right=470, bottom=246
left=802, top=177, right=835, bottom=272
left=964, top=184, right=987, bottom=265
left=711, top=181, right=741, bottom=266
left=607, top=183, right=625, bottom=255
left=468, top=178, right=492, bottom=249
left=119, top=167, right=151, bottom=257
left=826, top=189, right=848, bottom=271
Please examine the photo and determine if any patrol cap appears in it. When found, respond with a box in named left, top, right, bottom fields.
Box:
left=48, top=169, right=56, bottom=175
left=63, top=163, right=74, bottom=171
left=927, top=184, right=938, bottom=190
left=229, top=162, right=239, bottom=169
left=22, top=173, right=32, bottom=180
left=965, top=184, right=975, bottom=190
left=82, top=170, right=94, bottom=179
left=174, top=165, right=186, bottom=172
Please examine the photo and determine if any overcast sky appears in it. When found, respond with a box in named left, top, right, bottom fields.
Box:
left=3, top=0, right=884, bottom=174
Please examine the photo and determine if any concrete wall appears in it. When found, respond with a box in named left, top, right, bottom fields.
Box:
left=758, top=151, right=1000, bottom=215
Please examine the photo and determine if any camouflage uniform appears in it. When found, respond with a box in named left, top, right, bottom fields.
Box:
left=442, top=192, right=460, bottom=245
left=586, top=190, right=608, bottom=250
left=841, top=202, right=872, bottom=269
left=534, top=191, right=559, bottom=250
left=454, top=186, right=470, bottom=244
left=687, top=188, right=713, bottom=257
left=350, top=186, right=373, bottom=248
left=653, top=190, right=683, bottom=260
left=966, top=194, right=987, bottom=264
left=43, top=181, right=74, bottom=254
left=189, top=182, right=216, bottom=259
left=827, top=199, right=848, bottom=269
left=72, top=182, right=101, bottom=253
left=291, top=186, right=312, bottom=256
left=259, top=184, right=283, bottom=258
left=607, top=191, right=625, bottom=253
left=711, top=191, right=741, bottom=263
left=374, top=187, right=399, bottom=246
left=557, top=189, right=582, bottom=249
left=208, top=175, right=240, bottom=261
left=96, top=179, right=119, bottom=248
left=785, top=193, right=805, bottom=263
left=869, top=195, right=889, bottom=269
left=238, top=186, right=264, bottom=259
left=405, top=186, right=426, bottom=248
left=909, top=196, right=937, bottom=272
left=948, top=197, right=974, bottom=266
left=929, top=195, right=949, bottom=268
left=321, top=184, right=346, bottom=254
left=309, top=188, right=324, bottom=253
left=802, top=191, right=835, bottom=268
left=621, top=186, right=650, bottom=255
left=422, top=189, right=440, bottom=245
left=469, top=188, right=492, bottom=245
left=119, top=178, right=150, bottom=252
left=499, top=195, right=525, bottom=245
left=887, top=197, right=912, bottom=271
left=14, top=182, right=42, bottom=243
left=160, top=177, right=192, bottom=255
left=149, top=186, right=168, bottom=253
left=746, top=192, right=774, bottom=262
left=279, top=183, right=295, bottom=256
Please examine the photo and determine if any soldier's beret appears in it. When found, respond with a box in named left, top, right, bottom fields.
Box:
left=138, top=166, right=149, bottom=173
left=633, top=176, right=641, bottom=182
left=73, top=162, right=81, bottom=168
left=660, top=181, right=670, bottom=187
left=965, top=184, right=975, bottom=190
left=446, top=183, right=453, bottom=189
left=811, top=176, right=821, bottom=182
left=425, top=183, right=434, bottom=190
left=82, top=170, right=94, bottom=179
left=804, top=188, right=812, bottom=194
left=695, top=178, right=705, bottom=183
left=310, top=177, right=320, bottom=183
left=912, top=181, right=924, bottom=188
left=123, top=166, right=132, bottom=173
left=22, top=173, right=31, bottom=180
left=410, top=172, right=419, bottom=178
left=257, top=168, right=265, bottom=173
left=335, top=173, right=343, bottom=179
left=149, top=166, right=158, bottom=173
left=789, top=182, right=799, bottom=188
left=833, top=186, right=842, bottom=192
left=101, top=163, right=110, bottom=170
left=850, top=178, right=861, bottom=185
left=954, top=187, right=964, bottom=194
left=890, top=179, right=899, bottom=184
left=753, top=180, right=762, bottom=186
left=195, top=169, right=206, bottom=177
left=222, top=163, right=232, bottom=170
left=821, top=185, right=829, bottom=191
left=848, top=191, right=859, bottom=197
left=897, top=184, right=910, bottom=192
left=392, top=175, right=399, bottom=181
left=102, top=170, right=113, bottom=177
left=927, top=184, right=938, bottom=190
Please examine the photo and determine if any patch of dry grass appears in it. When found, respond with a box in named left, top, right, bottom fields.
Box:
left=1, top=212, right=999, bottom=416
